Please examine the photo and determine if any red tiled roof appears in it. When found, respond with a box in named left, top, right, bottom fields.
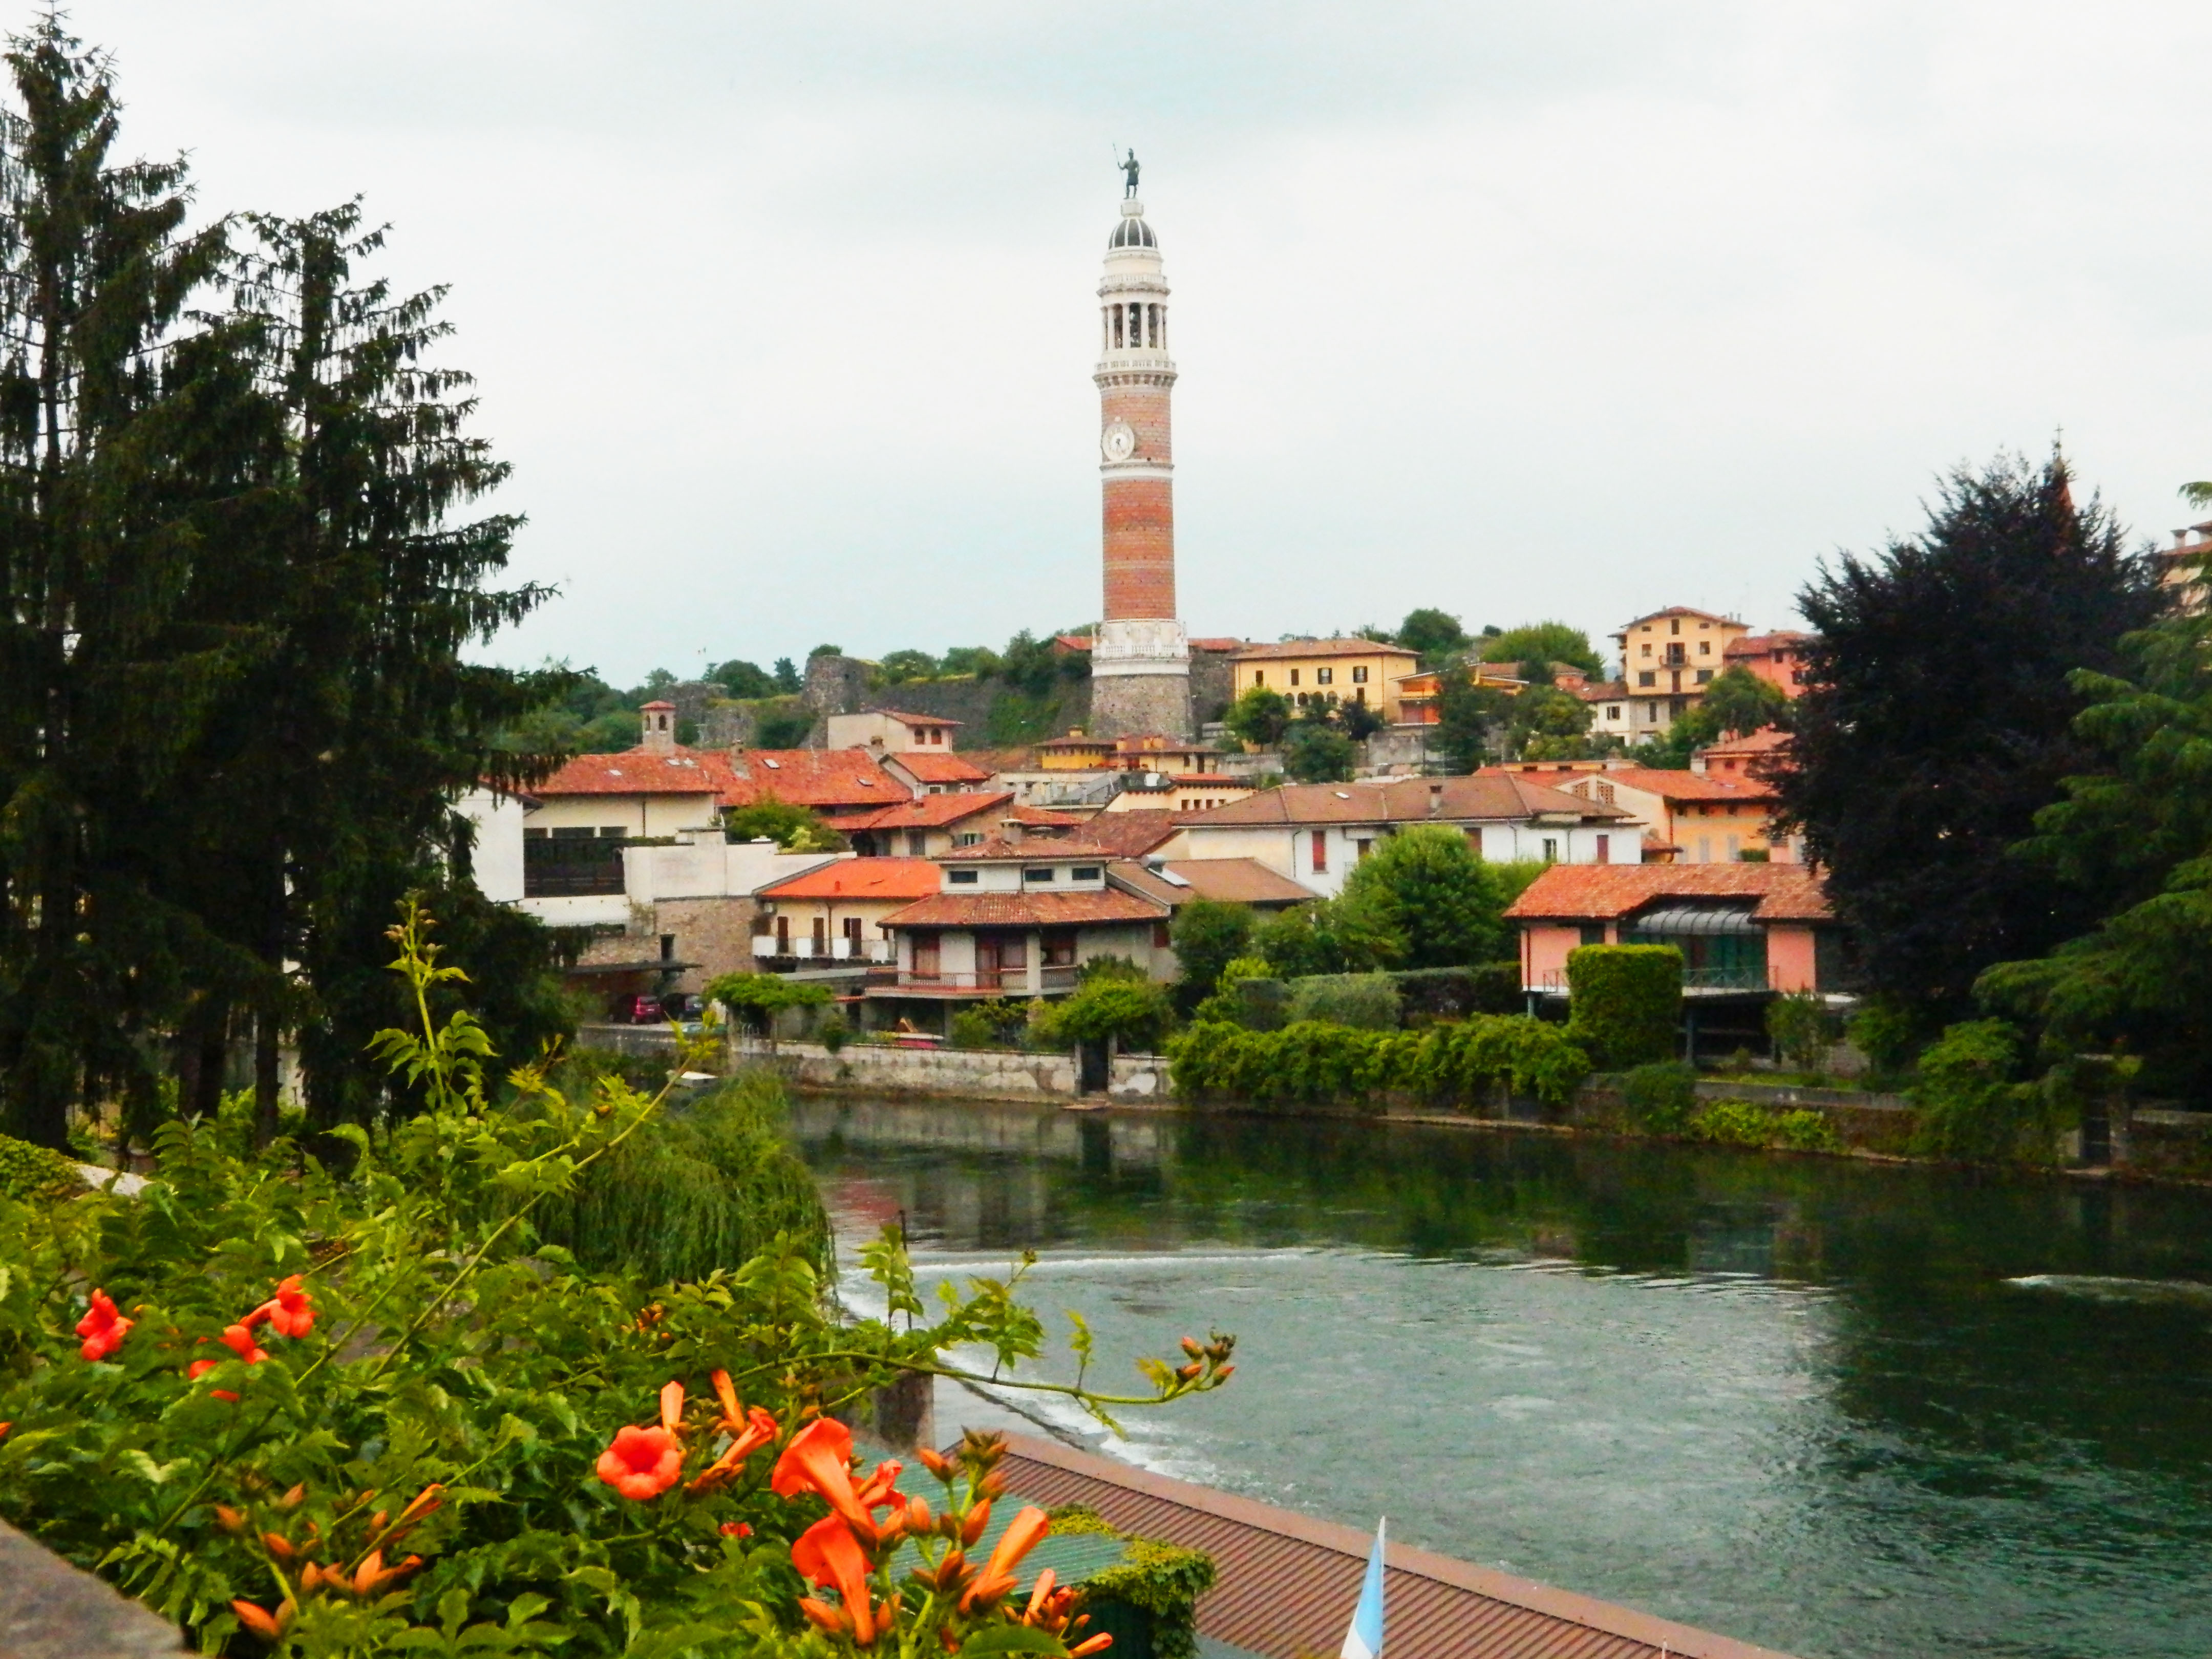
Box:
left=879, top=889, right=1168, bottom=928
left=1230, top=636, right=1418, bottom=662
left=639, top=699, right=676, bottom=711
left=1179, top=775, right=1627, bottom=828
left=871, top=710, right=964, bottom=728
left=1613, top=605, right=1739, bottom=632
left=938, top=832, right=1135, bottom=863
left=533, top=746, right=735, bottom=798
left=1038, top=733, right=1116, bottom=751
left=1505, top=862, right=1832, bottom=922
left=1696, top=727, right=1794, bottom=758
left=886, top=751, right=992, bottom=784
left=757, top=857, right=941, bottom=902
left=1724, top=632, right=1815, bottom=657
left=1157, top=858, right=1311, bottom=905
left=1008, top=804, right=1090, bottom=827
left=1575, top=679, right=1630, bottom=702
left=1578, top=767, right=1776, bottom=803
left=997, top=1434, right=1800, bottom=1659
left=822, top=792, right=1012, bottom=832
left=1189, top=636, right=1246, bottom=652
left=1052, top=634, right=1094, bottom=652
left=723, top=750, right=908, bottom=810
left=1062, top=809, right=1185, bottom=857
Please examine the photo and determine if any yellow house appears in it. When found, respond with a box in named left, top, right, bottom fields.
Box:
left=1230, top=638, right=1420, bottom=721
left=1610, top=607, right=1751, bottom=737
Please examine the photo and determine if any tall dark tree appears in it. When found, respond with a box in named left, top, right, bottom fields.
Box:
left=1771, top=452, right=2159, bottom=1017
left=0, top=19, right=243, bottom=1146
left=1394, top=607, right=1471, bottom=666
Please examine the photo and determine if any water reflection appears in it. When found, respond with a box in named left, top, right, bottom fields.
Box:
left=792, top=1098, right=2212, bottom=1659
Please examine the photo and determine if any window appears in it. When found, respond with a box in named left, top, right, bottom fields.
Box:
left=1596, top=833, right=1611, bottom=864
left=1670, top=619, right=1681, bottom=635
left=953, top=832, right=981, bottom=846
left=907, top=832, right=928, bottom=855
left=842, top=917, right=863, bottom=943
left=550, top=826, right=594, bottom=840
left=1604, top=705, right=1621, bottom=721
left=775, top=915, right=791, bottom=953
left=660, top=933, right=676, bottom=961
left=600, top=826, right=625, bottom=839
left=1043, top=931, right=1077, bottom=966
left=912, top=932, right=940, bottom=977
left=1695, top=669, right=1713, bottom=685
left=1647, top=703, right=1662, bottom=722
left=1024, top=866, right=1056, bottom=883
left=1355, top=838, right=1373, bottom=861
left=1289, top=669, right=1301, bottom=686
left=1597, top=782, right=1616, bottom=804
left=1071, top=865, right=1102, bottom=881
left=1316, top=667, right=1333, bottom=685
left=1580, top=924, right=1607, bottom=946
left=1311, top=830, right=1328, bottom=874
left=1542, top=838, right=1559, bottom=864
left=1727, top=835, right=1740, bottom=860
left=1640, top=644, right=1652, bottom=657
left=948, top=868, right=980, bottom=885
left=1354, top=686, right=1367, bottom=705
left=1253, top=670, right=1265, bottom=686
left=1153, top=922, right=1172, bottom=947
left=811, top=917, right=827, bottom=951
left=1698, top=641, right=1711, bottom=655
left=1637, top=671, right=1655, bottom=688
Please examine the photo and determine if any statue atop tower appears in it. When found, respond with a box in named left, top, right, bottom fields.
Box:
left=1089, top=164, right=1192, bottom=739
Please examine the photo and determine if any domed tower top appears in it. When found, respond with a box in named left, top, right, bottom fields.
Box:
left=1108, top=200, right=1158, bottom=251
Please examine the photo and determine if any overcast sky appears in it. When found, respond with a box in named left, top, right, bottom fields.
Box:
left=52, top=1, right=2212, bottom=684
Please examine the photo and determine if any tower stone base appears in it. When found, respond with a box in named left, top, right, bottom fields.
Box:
left=1089, top=617, right=1192, bottom=739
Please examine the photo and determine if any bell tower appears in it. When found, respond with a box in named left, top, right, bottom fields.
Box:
left=1089, top=159, right=1192, bottom=739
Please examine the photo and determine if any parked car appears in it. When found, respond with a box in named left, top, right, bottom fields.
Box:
left=613, top=993, right=664, bottom=1025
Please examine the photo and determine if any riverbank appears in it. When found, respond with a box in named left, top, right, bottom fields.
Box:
left=671, top=1027, right=2212, bottom=1186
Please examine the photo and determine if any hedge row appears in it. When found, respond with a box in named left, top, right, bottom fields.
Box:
left=1167, top=1014, right=1590, bottom=1111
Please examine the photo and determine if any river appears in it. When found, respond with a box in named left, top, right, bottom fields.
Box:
left=787, top=1096, right=2212, bottom=1659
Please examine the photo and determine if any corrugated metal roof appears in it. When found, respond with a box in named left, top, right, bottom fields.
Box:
left=994, top=1435, right=1802, bottom=1659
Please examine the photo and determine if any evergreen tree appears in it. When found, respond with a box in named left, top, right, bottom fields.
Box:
left=1772, top=452, right=2159, bottom=1017
left=1395, top=607, right=1471, bottom=666
left=0, top=19, right=239, bottom=1146
left=1340, top=824, right=1505, bottom=967
left=1478, top=622, right=1606, bottom=678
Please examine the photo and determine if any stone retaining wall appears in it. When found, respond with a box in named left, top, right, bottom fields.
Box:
left=728, top=1038, right=1173, bottom=1105
left=1, top=1518, right=180, bottom=1659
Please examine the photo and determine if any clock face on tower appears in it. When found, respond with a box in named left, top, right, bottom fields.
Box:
left=1101, top=419, right=1137, bottom=463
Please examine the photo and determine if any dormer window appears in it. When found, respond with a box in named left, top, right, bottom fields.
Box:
left=948, top=868, right=980, bottom=885
left=1024, top=867, right=1056, bottom=883
left=1071, top=866, right=1102, bottom=881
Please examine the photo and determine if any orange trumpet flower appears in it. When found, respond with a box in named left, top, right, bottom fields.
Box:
left=75, top=1289, right=132, bottom=1362
left=772, top=1417, right=884, bottom=1546
left=792, top=1514, right=879, bottom=1646
left=246, top=1275, right=316, bottom=1339
left=685, top=1403, right=779, bottom=1494
left=595, top=1425, right=683, bottom=1500
left=961, top=1504, right=1051, bottom=1612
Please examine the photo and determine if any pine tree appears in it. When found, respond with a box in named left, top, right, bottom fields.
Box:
left=1771, top=452, right=2160, bottom=1017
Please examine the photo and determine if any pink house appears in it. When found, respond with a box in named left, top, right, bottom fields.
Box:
left=1504, top=863, right=1839, bottom=996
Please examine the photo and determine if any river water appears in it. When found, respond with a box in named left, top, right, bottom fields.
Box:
left=788, top=1097, right=2212, bottom=1659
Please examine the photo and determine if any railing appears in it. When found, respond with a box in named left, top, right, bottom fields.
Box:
left=1529, top=967, right=1772, bottom=994
left=877, top=966, right=1082, bottom=994
left=752, top=938, right=896, bottom=964
left=523, top=864, right=626, bottom=898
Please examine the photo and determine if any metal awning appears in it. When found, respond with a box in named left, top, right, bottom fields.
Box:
left=1626, top=905, right=1761, bottom=937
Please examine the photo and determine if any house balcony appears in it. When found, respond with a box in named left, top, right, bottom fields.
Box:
left=866, top=966, right=1082, bottom=998
left=752, top=936, right=895, bottom=965
left=1526, top=966, right=1774, bottom=996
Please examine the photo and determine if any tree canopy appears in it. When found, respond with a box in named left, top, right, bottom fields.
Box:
left=1340, top=825, right=1508, bottom=967
left=1770, top=451, right=2160, bottom=1017
left=1394, top=606, right=1473, bottom=665
left=1478, top=622, right=1606, bottom=678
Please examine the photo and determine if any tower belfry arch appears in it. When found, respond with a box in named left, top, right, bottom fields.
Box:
left=1089, top=162, right=1192, bottom=739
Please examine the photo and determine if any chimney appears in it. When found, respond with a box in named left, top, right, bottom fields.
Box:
left=1002, top=819, right=1027, bottom=845
left=640, top=700, right=677, bottom=753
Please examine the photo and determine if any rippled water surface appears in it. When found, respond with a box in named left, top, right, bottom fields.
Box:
left=789, top=1098, right=2212, bottom=1659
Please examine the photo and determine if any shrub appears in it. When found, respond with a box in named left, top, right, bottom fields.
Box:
left=1848, top=997, right=1920, bottom=1075
left=1035, top=976, right=1175, bottom=1052
left=534, top=1071, right=833, bottom=1284
left=1620, top=1060, right=1699, bottom=1133
left=948, top=1009, right=996, bottom=1049
left=818, top=1013, right=850, bottom=1054
left=1170, top=900, right=1255, bottom=1013
left=1286, top=972, right=1402, bottom=1031
left=1232, top=975, right=1290, bottom=1031
left=1766, top=992, right=1830, bottom=1073
left=706, top=970, right=833, bottom=1044
left=1909, top=1018, right=2049, bottom=1162
left=1078, top=953, right=1150, bottom=985
left=1048, top=1506, right=1218, bottom=1659
left=1169, top=1013, right=1588, bottom=1111
left=1564, top=944, right=1682, bottom=1067
left=1389, top=962, right=1523, bottom=1020
left=0, top=1131, right=84, bottom=1202
left=1689, top=1098, right=1843, bottom=1153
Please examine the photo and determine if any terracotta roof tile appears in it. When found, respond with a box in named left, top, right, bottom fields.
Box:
left=1008, top=804, right=1090, bottom=826
left=724, top=750, right=908, bottom=810
left=871, top=710, right=964, bottom=727
left=879, top=889, right=1168, bottom=928
left=1578, top=767, right=1776, bottom=803
left=756, top=857, right=942, bottom=902
left=1613, top=605, right=1740, bottom=632
left=1157, top=858, right=1311, bottom=905
left=889, top=751, right=992, bottom=784
left=533, top=746, right=736, bottom=798
left=1230, top=636, right=1419, bottom=662
left=1180, top=776, right=1628, bottom=828
left=996, top=1434, right=1802, bottom=1659
left=1695, top=727, right=1795, bottom=757
left=823, top=792, right=1012, bottom=832
left=1504, top=862, right=1832, bottom=922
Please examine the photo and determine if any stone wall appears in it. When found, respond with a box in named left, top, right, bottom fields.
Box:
left=1, top=1518, right=181, bottom=1659
left=728, top=1037, right=1174, bottom=1105
left=1188, top=644, right=1239, bottom=728
left=791, top=653, right=1093, bottom=750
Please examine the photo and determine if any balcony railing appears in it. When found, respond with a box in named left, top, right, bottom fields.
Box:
left=874, top=966, right=1082, bottom=994
left=752, top=938, right=896, bottom=964
left=1529, top=966, right=1772, bottom=994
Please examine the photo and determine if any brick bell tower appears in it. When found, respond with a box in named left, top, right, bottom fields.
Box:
left=1089, top=158, right=1193, bottom=739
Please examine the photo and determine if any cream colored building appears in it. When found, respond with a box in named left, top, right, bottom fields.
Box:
left=1229, top=638, right=1420, bottom=722
left=1610, top=608, right=1751, bottom=737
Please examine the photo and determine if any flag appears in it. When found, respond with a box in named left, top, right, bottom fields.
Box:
left=1340, top=1516, right=1386, bottom=1659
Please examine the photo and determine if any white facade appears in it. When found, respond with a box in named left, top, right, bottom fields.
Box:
left=1163, top=818, right=1639, bottom=899
left=456, top=788, right=528, bottom=904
